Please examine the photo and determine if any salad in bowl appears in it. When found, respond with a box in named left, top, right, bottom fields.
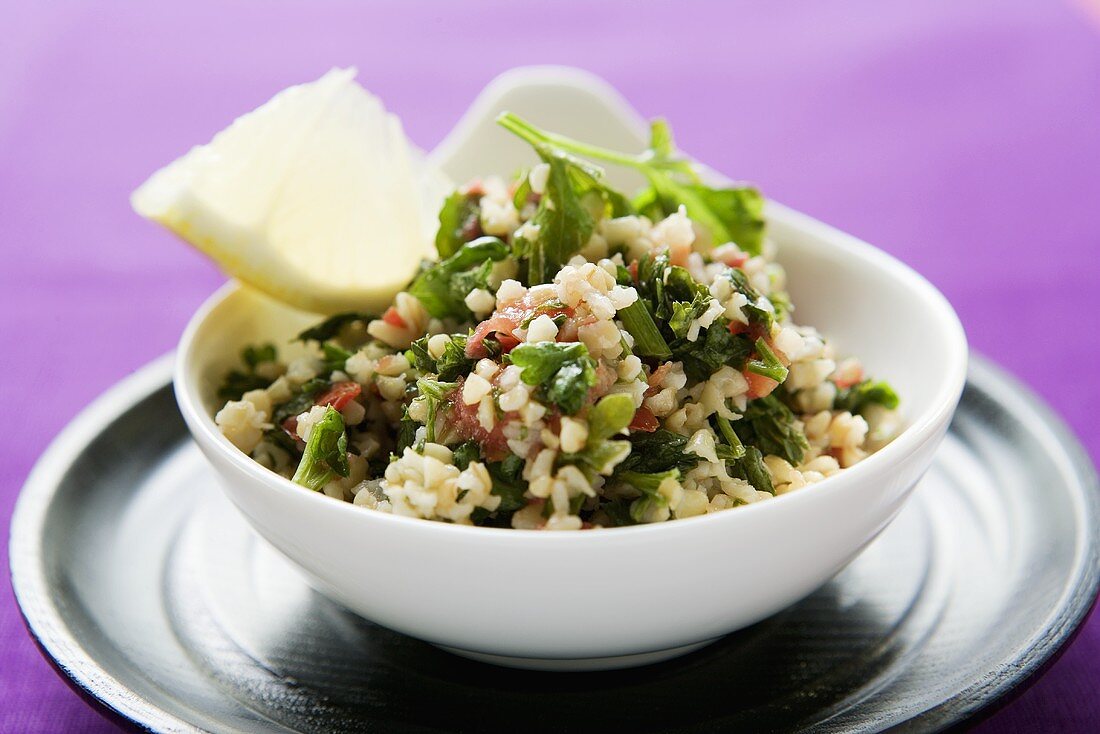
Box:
left=140, top=68, right=964, bottom=668
left=138, top=72, right=900, bottom=532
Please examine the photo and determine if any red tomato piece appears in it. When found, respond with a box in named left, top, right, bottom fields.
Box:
left=628, top=406, right=660, bottom=432
left=315, top=381, right=362, bottom=411
left=743, top=370, right=780, bottom=399
left=381, top=306, right=407, bottom=329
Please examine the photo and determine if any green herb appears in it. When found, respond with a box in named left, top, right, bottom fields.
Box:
left=452, top=441, right=481, bottom=471
left=395, top=412, right=418, bottom=455
left=407, top=336, right=435, bottom=373
left=726, top=268, right=775, bottom=331
left=291, top=407, right=349, bottom=490
left=558, top=393, right=636, bottom=479
left=497, top=114, right=637, bottom=283
left=729, top=446, right=774, bottom=495
left=263, top=427, right=300, bottom=455
left=508, top=342, right=597, bottom=415
left=637, top=183, right=765, bottom=255
left=487, top=454, right=528, bottom=512
left=587, top=393, right=637, bottom=442
left=272, top=380, right=327, bottom=424
left=672, top=320, right=752, bottom=383
left=618, top=468, right=680, bottom=523
left=406, top=333, right=476, bottom=382
left=408, top=236, right=509, bottom=319
left=669, top=294, right=711, bottom=339
left=511, top=174, right=532, bottom=210
left=600, top=498, right=637, bottom=527
left=713, top=415, right=747, bottom=460
left=497, top=113, right=765, bottom=255
left=217, top=343, right=280, bottom=401
left=321, top=342, right=352, bottom=373
left=732, top=395, right=808, bottom=465
left=297, top=313, right=372, bottom=343
left=616, top=430, right=701, bottom=475
left=746, top=337, right=788, bottom=383
left=521, top=154, right=595, bottom=284
left=242, top=343, right=277, bottom=368
left=435, top=190, right=482, bottom=259
left=617, top=300, right=672, bottom=358
left=834, top=379, right=900, bottom=414
left=769, top=291, right=792, bottom=322
left=217, top=371, right=271, bottom=402
left=436, top=335, right=477, bottom=382
left=571, top=440, right=632, bottom=478
left=416, top=377, right=457, bottom=444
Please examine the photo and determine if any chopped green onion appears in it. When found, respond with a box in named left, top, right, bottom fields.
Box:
left=746, top=337, right=788, bottom=383
left=618, top=301, right=672, bottom=359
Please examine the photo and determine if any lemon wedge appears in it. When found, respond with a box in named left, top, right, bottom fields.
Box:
left=132, top=68, right=451, bottom=314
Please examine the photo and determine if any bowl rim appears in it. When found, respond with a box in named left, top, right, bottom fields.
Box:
left=175, top=198, right=968, bottom=543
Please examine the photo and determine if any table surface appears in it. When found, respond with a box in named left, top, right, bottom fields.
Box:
left=2, top=1, right=1098, bottom=732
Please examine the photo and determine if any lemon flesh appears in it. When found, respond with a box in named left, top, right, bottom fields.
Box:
left=132, top=68, right=451, bottom=314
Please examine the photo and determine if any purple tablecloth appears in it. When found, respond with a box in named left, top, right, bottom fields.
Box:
left=2, top=1, right=1098, bottom=731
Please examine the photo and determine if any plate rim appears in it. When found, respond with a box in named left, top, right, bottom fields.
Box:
left=8, top=353, right=1100, bottom=734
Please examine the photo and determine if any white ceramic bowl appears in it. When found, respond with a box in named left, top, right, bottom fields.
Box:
left=175, top=67, right=968, bottom=671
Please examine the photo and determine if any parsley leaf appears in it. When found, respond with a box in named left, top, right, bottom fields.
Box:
left=560, top=395, right=635, bottom=478
left=834, top=380, right=900, bottom=414
left=291, top=407, right=349, bottom=490
left=616, top=430, right=702, bottom=475
left=416, top=377, right=458, bottom=444
left=297, top=313, right=373, bottom=344
left=487, top=454, right=528, bottom=512
left=726, top=268, right=775, bottom=331
left=520, top=153, right=596, bottom=284
left=732, top=395, right=808, bottom=465
left=407, top=333, right=476, bottom=382
left=408, top=236, right=509, bottom=319
left=729, top=446, right=775, bottom=495
left=452, top=441, right=481, bottom=471
left=586, top=393, right=636, bottom=442
left=273, top=380, right=328, bottom=424
left=618, top=468, right=681, bottom=523
left=671, top=320, right=752, bottom=383
left=217, top=343, right=278, bottom=401
left=497, top=114, right=766, bottom=255
left=435, top=190, right=481, bottom=259
left=508, top=342, right=597, bottom=415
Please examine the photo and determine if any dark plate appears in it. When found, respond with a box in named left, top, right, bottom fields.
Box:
left=9, top=355, right=1099, bottom=733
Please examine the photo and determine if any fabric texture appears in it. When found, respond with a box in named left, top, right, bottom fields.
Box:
left=1, top=1, right=1097, bottom=731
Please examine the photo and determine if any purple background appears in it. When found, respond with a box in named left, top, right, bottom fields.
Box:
left=2, top=1, right=1098, bottom=731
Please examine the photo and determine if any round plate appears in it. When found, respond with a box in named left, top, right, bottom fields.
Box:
left=9, top=355, right=1099, bottom=733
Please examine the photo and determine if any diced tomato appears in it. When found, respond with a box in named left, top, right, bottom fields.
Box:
left=281, top=416, right=298, bottom=437
left=315, top=381, right=362, bottom=411
left=382, top=306, right=407, bottom=329
left=646, top=362, right=674, bottom=397
left=496, top=332, right=521, bottom=353
left=727, top=320, right=749, bottom=336
left=556, top=312, right=596, bottom=343
left=589, top=363, right=618, bottom=404
left=718, top=251, right=749, bottom=268
left=628, top=260, right=639, bottom=283
left=466, top=296, right=574, bottom=358
left=743, top=370, right=780, bottom=399
left=461, top=179, right=485, bottom=197
left=833, top=365, right=864, bottom=390
left=668, top=241, right=691, bottom=267
left=444, top=379, right=511, bottom=461
left=628, top=406, right=660, bottom=432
